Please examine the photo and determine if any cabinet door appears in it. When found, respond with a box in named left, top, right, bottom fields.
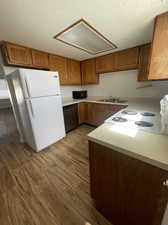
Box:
left=95, top=53, right=116, bottom=73
left=78, top=102, right=86, bottom=124
left=148, top=12, right=168, bottom=80
left=4, top=42, right=32, bottom=66
left=89, top=141, right=168, bottom=225
left=81, top=59, right=99, bottom=84
left=31, top=49, right=49, bottom=69
left=49, top=54, right=68, bottom=85
left=67, top=59, right=81, bottom=85
left=116, top=47, right=139, bottom=71
left=84, top=102, right=94, bottom=125
left=138, top=44, right=151, bottom=82
left=85, top=103, right=125, bottom=126
left=92, top=104, right=112, bottom=126
left=92, top=104, right=126, bottom=126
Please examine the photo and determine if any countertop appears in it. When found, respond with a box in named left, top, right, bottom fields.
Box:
left=86, top=97, right=168, bottom=171
left=62, top=96, right=129, bottom=107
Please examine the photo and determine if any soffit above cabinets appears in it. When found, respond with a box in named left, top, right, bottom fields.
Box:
left=54, top=19, right=117, bottom=55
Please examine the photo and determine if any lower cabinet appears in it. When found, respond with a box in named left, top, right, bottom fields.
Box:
left=63, top=104, right=79, bottom=132
left=85, top=103, right=126, bottom=126
left=64, top=102, right=126, bottom=132
left=89, top=141, right=168, bottom=225
left=78, top=102, right=86, bottom=124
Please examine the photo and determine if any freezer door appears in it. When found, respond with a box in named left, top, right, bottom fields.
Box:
left=20, top=69, right=60, bottom=98
left=25, top=96, right=65, bottom=151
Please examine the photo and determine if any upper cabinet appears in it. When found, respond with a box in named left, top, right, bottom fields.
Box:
left=49, top=54, right=68, bottom=85
left=148, top=12, right=168, bottom=80
left=31, top=49, right=49, bottom=69
left=116, top=47, right=139, bottom=71
left=81, top=58, right=99, bottom=84
left=138, top=44, right=151, bottom=82
left=96, top=53, right=116, bottom=73
left=3, top=42, right=32, bottom=66
left=67, top=59, right=81, bottom=85
left=95, top=47, right=139, bottom=74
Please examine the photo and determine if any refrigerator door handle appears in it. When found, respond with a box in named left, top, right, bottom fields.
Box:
left=29, top=100, right=34, bottom=117
left=25, top=78, right=31, bottom=98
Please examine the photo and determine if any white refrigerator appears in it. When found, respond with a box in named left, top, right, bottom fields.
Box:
left=6, top=68, right=65, bottom=152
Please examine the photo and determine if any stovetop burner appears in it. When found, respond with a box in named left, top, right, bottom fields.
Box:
left=121, top=110, right=137, bottom=115
left=135, top=121, right=154, bottom=127
left=141, top=112, right=156, bottom=117
left=112, top=117, right=128, bottom=122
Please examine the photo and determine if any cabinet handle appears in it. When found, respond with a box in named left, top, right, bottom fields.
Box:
left=29, top=100, right=34, bottom=117
left=25, top=78, right=31, bottom=98
left=163, top=180, right=168, bottom=187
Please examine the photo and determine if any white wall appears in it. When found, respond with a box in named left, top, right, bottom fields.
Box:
left=85, top=70, right=168, bottom=99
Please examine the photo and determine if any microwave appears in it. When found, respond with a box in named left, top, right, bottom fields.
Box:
left=72, top=90, right=87, bottom=99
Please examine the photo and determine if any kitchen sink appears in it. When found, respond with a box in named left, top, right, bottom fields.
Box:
left=99, top=98, right=128, bottom=104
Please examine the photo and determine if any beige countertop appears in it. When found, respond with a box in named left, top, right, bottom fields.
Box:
left=62, top=96, right=129, bottom=107
left=86, top=97, right=168, bottom=171
left=62, top=96, right=160, bottom=110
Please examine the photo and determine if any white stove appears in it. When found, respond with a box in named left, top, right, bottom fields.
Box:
left=105, top=109, right=162, bottom=134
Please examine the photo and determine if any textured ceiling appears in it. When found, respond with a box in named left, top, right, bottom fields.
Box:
left=0, top=0, right=168, bottom=60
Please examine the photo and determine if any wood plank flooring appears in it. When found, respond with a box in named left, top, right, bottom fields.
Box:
left=0, top=108, right=112, bottom=225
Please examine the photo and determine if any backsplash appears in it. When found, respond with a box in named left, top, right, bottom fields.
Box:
left=84, top=70, right=168, bottom=99
left=60, top=85, right=83, bottom=98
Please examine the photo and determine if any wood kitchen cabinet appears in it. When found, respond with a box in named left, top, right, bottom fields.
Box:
left=138, top=44, right=151, bottom=82
left=95, top=46, right=139, bottom=74
left=67, top=59, right=81, bottom=85
left=148, top=12, right=168, bottom=80
left=49, top=54, right=68, bottom=85
left=78, top=102, right=86, bottom=124
left=3, top=42, right=32, bottom=66
left=116, top=47, right=139, bottom=71
left=31, top=49, right=49, bottom=69
left=81, top=58, right=99, bottom=84
left=95, top=53, right=116, bottom=73
left=49, top=56, right=81, bottom=85
left=89, top=141, right=168, bottom=225
left=85, top=103, right=126, bottom=126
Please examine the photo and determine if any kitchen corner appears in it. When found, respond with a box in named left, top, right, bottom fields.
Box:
left=62, top=95, right=168, bottom=170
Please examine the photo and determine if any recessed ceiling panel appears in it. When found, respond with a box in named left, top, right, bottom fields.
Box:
left=54, top=19, right=117, bottom=55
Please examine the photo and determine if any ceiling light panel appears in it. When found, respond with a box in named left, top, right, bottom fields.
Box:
left=54, top=19, right=117, bottom=55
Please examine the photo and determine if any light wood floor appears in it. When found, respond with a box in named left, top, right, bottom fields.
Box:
left=0, top=108, right=112, bottom=225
